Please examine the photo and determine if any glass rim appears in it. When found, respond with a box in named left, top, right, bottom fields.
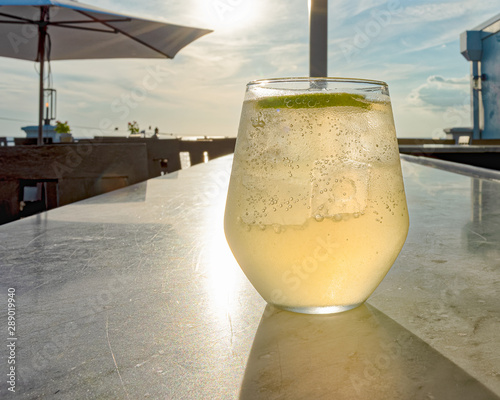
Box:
left=247, top=77, right=388, bottom=88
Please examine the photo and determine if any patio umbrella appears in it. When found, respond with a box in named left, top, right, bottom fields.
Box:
left=0, top=0, right=212, bottom=144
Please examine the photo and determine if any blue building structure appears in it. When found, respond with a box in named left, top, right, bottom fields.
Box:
left=460, top=13, right=500, bottom=140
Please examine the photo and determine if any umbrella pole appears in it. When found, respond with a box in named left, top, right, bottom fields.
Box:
left=37, top=8, right=48, bottom=146
left=309, top=0, right=328, bottom=77
left=38, top=49, right=45, bottom=146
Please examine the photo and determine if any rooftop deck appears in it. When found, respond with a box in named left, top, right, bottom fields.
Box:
left=0, top=155, right=499, bottom=398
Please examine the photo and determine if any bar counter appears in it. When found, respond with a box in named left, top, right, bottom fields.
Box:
left=0, top=154, right=499, bottom=399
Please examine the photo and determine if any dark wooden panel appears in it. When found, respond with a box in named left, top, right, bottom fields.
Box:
left=0, top=181, right=20, bottom=224
left=397, top=138, right=455, bottom=145
left=0, top=143, right=148, bottom=183
left=58, top=177, right=130, bottom=206
left=81, top=138, right=182, bottom=176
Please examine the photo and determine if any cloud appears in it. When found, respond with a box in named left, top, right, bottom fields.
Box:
left=428, top=75, right=470, bottom=85
left=1, top=0, right=498, bottom=140
left=401, top=2, right=473, bottom=23
left=353, top=0, right=500, bottom=54
left=267, top=43, right=308, bottom=75
left=407, top=75, right=470, bottom=109
left=329, top=0, right=389, bottom=21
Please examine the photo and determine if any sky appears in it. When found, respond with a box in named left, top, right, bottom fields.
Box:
left=0, top=0, right=498, bottom=139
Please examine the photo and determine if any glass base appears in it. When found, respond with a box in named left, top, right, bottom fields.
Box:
left=274, top=302, right=363, bottom=315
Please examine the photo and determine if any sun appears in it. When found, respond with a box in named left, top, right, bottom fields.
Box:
left=197, top=0, right=263, bottom=32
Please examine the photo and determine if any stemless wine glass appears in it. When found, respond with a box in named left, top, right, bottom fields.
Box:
left=224, top=78, right=409, bottom=314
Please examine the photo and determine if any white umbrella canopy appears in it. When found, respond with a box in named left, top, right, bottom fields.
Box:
left=0, top=0, right=212, bottom=143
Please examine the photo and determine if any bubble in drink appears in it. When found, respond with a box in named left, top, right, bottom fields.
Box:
left=224, top=79, right=409, bottom=313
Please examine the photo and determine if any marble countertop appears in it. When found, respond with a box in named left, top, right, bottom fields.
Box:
left=0, top=155, right=499, bottom=399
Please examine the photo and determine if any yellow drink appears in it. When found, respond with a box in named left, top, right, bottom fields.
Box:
left=225, top=79, right=409, bottom=313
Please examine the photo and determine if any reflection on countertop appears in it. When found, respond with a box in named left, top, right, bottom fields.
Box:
left=240, top=304, right=497, bottom=400
left=465, top=178, right=500, bottom=257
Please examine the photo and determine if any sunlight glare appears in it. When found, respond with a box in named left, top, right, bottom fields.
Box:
left=197, top=0, right=263, bottom=32
left=202, top=196, right=246, bottom=317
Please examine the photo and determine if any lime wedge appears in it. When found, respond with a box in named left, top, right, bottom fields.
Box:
left=257, top=93, right=370, bottom=109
